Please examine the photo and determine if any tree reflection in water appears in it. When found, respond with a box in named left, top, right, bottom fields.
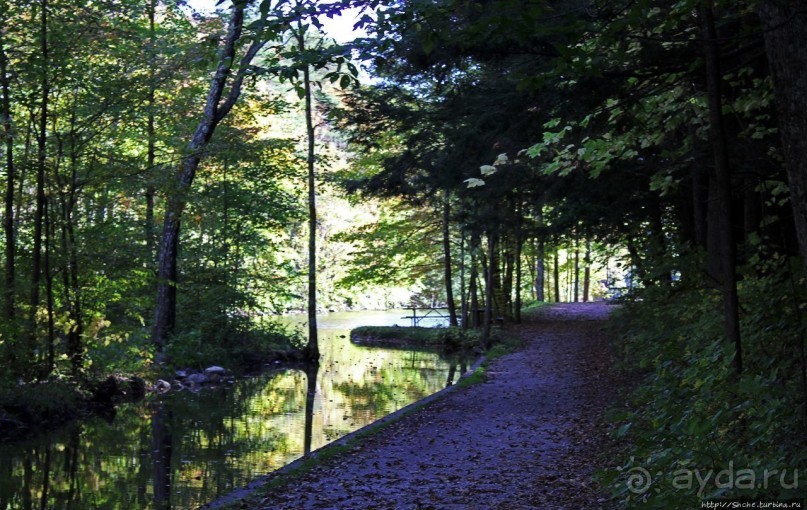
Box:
left=0, top=322, right=468, bottom=509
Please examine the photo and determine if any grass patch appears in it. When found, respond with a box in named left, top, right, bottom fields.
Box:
left=455, top=366, right=486, bottom=388
left=521, top=299, right=551, bottom=313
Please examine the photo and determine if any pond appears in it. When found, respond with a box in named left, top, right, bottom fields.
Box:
left=0, top=310, right=467, bottom=510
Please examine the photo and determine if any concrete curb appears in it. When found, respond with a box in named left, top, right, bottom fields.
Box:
left=201, top=355, right=488, bottom=509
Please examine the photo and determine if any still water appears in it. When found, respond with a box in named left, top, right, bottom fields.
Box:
left=0, top=311, right=465, bottom=510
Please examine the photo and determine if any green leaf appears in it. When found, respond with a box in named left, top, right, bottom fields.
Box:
left=339, top=74, right=351, bottom=89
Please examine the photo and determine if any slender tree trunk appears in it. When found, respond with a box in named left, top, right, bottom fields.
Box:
left=44, top=194, right=56, bottom=377
left=469, top=231, right=480, bottom=327
left=535, top=209, right=545, bottom=302
left=514, top=230, right=523, bottom=324
left=459, top=229, right=468, bottom=329
left=59, top=192, right=81, bottom=375
left=297, top=26, right=319, bottom=362
left=700, top=1, right=742, bottom=374
left=14, top=114, right=33, bottom=235
left=757, top=0, right=807, bottom=423
left=502, top=233, right=514, bottom=318
left=573, top=237, right=580, bottom=302
left=583, top=239, right=591, bottom=302
left=0, top=38, right=15, bottom=321
left=553, top=248, right=560, bottom=303
left=30, top=0, right=49, bottom=360
left=152, top=3, right=263, bottom=354
left=145, top=0, right=157, bottom=260
left=441, top=190, right=458, bottom=326
left=758, top=2, right=807, bottom=277
left=482, top=230, right=495, bottom=346
left=58, top=102, right=83, bottom=376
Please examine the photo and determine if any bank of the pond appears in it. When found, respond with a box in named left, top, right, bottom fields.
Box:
left=350, top=324, right=485, bottom=352
left=209, top=302, right=621, bottom=510
left=0, top=343, right=304, bottom=443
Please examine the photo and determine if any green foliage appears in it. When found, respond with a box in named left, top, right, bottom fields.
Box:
left=521, top=299, right=550, bottom=312
left=165, top=318, right=304, bottom=373
left=0, top=379, right=86, bottom=438
left=602, top=260, right=807, bottom=507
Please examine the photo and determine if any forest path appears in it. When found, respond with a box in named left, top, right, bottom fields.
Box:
left=235, top=302, right=620, bottom=510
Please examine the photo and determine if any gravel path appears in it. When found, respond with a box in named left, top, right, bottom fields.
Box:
left=228, top=302, right=619, bottom=510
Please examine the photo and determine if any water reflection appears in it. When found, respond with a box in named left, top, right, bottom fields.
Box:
left=0, top=311, right=467, bottom=509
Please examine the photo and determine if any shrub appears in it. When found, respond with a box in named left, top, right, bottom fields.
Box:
left=601, top=261, right=807, bottom=507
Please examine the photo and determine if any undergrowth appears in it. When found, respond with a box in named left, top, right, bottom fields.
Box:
left=601, top=258, right=807, bottom=507
left=165, top=318, right=304, bottom=373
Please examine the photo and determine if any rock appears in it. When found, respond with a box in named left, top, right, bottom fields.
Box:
left=204, top=366, right=226, bottom=376
left=175, top=370, right=188, bottom=379
left=185, top=373, right=208, bottom=386
left=153, top=379, right=171, bottom=394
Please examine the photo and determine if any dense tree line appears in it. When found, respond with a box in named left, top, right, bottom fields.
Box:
left=329, top=0, right=807, bottom=504
left=0, top=0, right=376, bottom=381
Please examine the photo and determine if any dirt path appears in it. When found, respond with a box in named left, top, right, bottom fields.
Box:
left=231, top=302, right=619, bottom=510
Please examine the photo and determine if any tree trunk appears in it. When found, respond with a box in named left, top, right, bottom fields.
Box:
left=30, top=0, right=49, bottom=361
left=0, top=37, right=15, bottom=322
left=482, top=230, right=495, bottom=346
left=757, top=0, right=807, bottom=420
left=535, top=210, right=545, bottom=302
left=297, top=25, right=320, bottom=362
left=59, top=187, right=82, bottom=375
left=583, top=239, right=591, bottom=302
left=514, top=230, right=523, bottom=323
left=459, top=229, right=468, bottom=329
left=442, top=190, right=458, bottom=326
left=145, top=0, right=157, bottom=260
left=152, top=3, right=263, bottom=354
left=573, top=237, right=580, bottom=302
left=43, top=193, right=56, bottom=377
left=501, top=233, right=515, bottom=318
left=700, top=1, right=742, bottom=374
left=469, top=231, right=480, bottom=327
left=758, top=3, right=807, bottom=276
left=553, top=247, right=560, bottom=302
